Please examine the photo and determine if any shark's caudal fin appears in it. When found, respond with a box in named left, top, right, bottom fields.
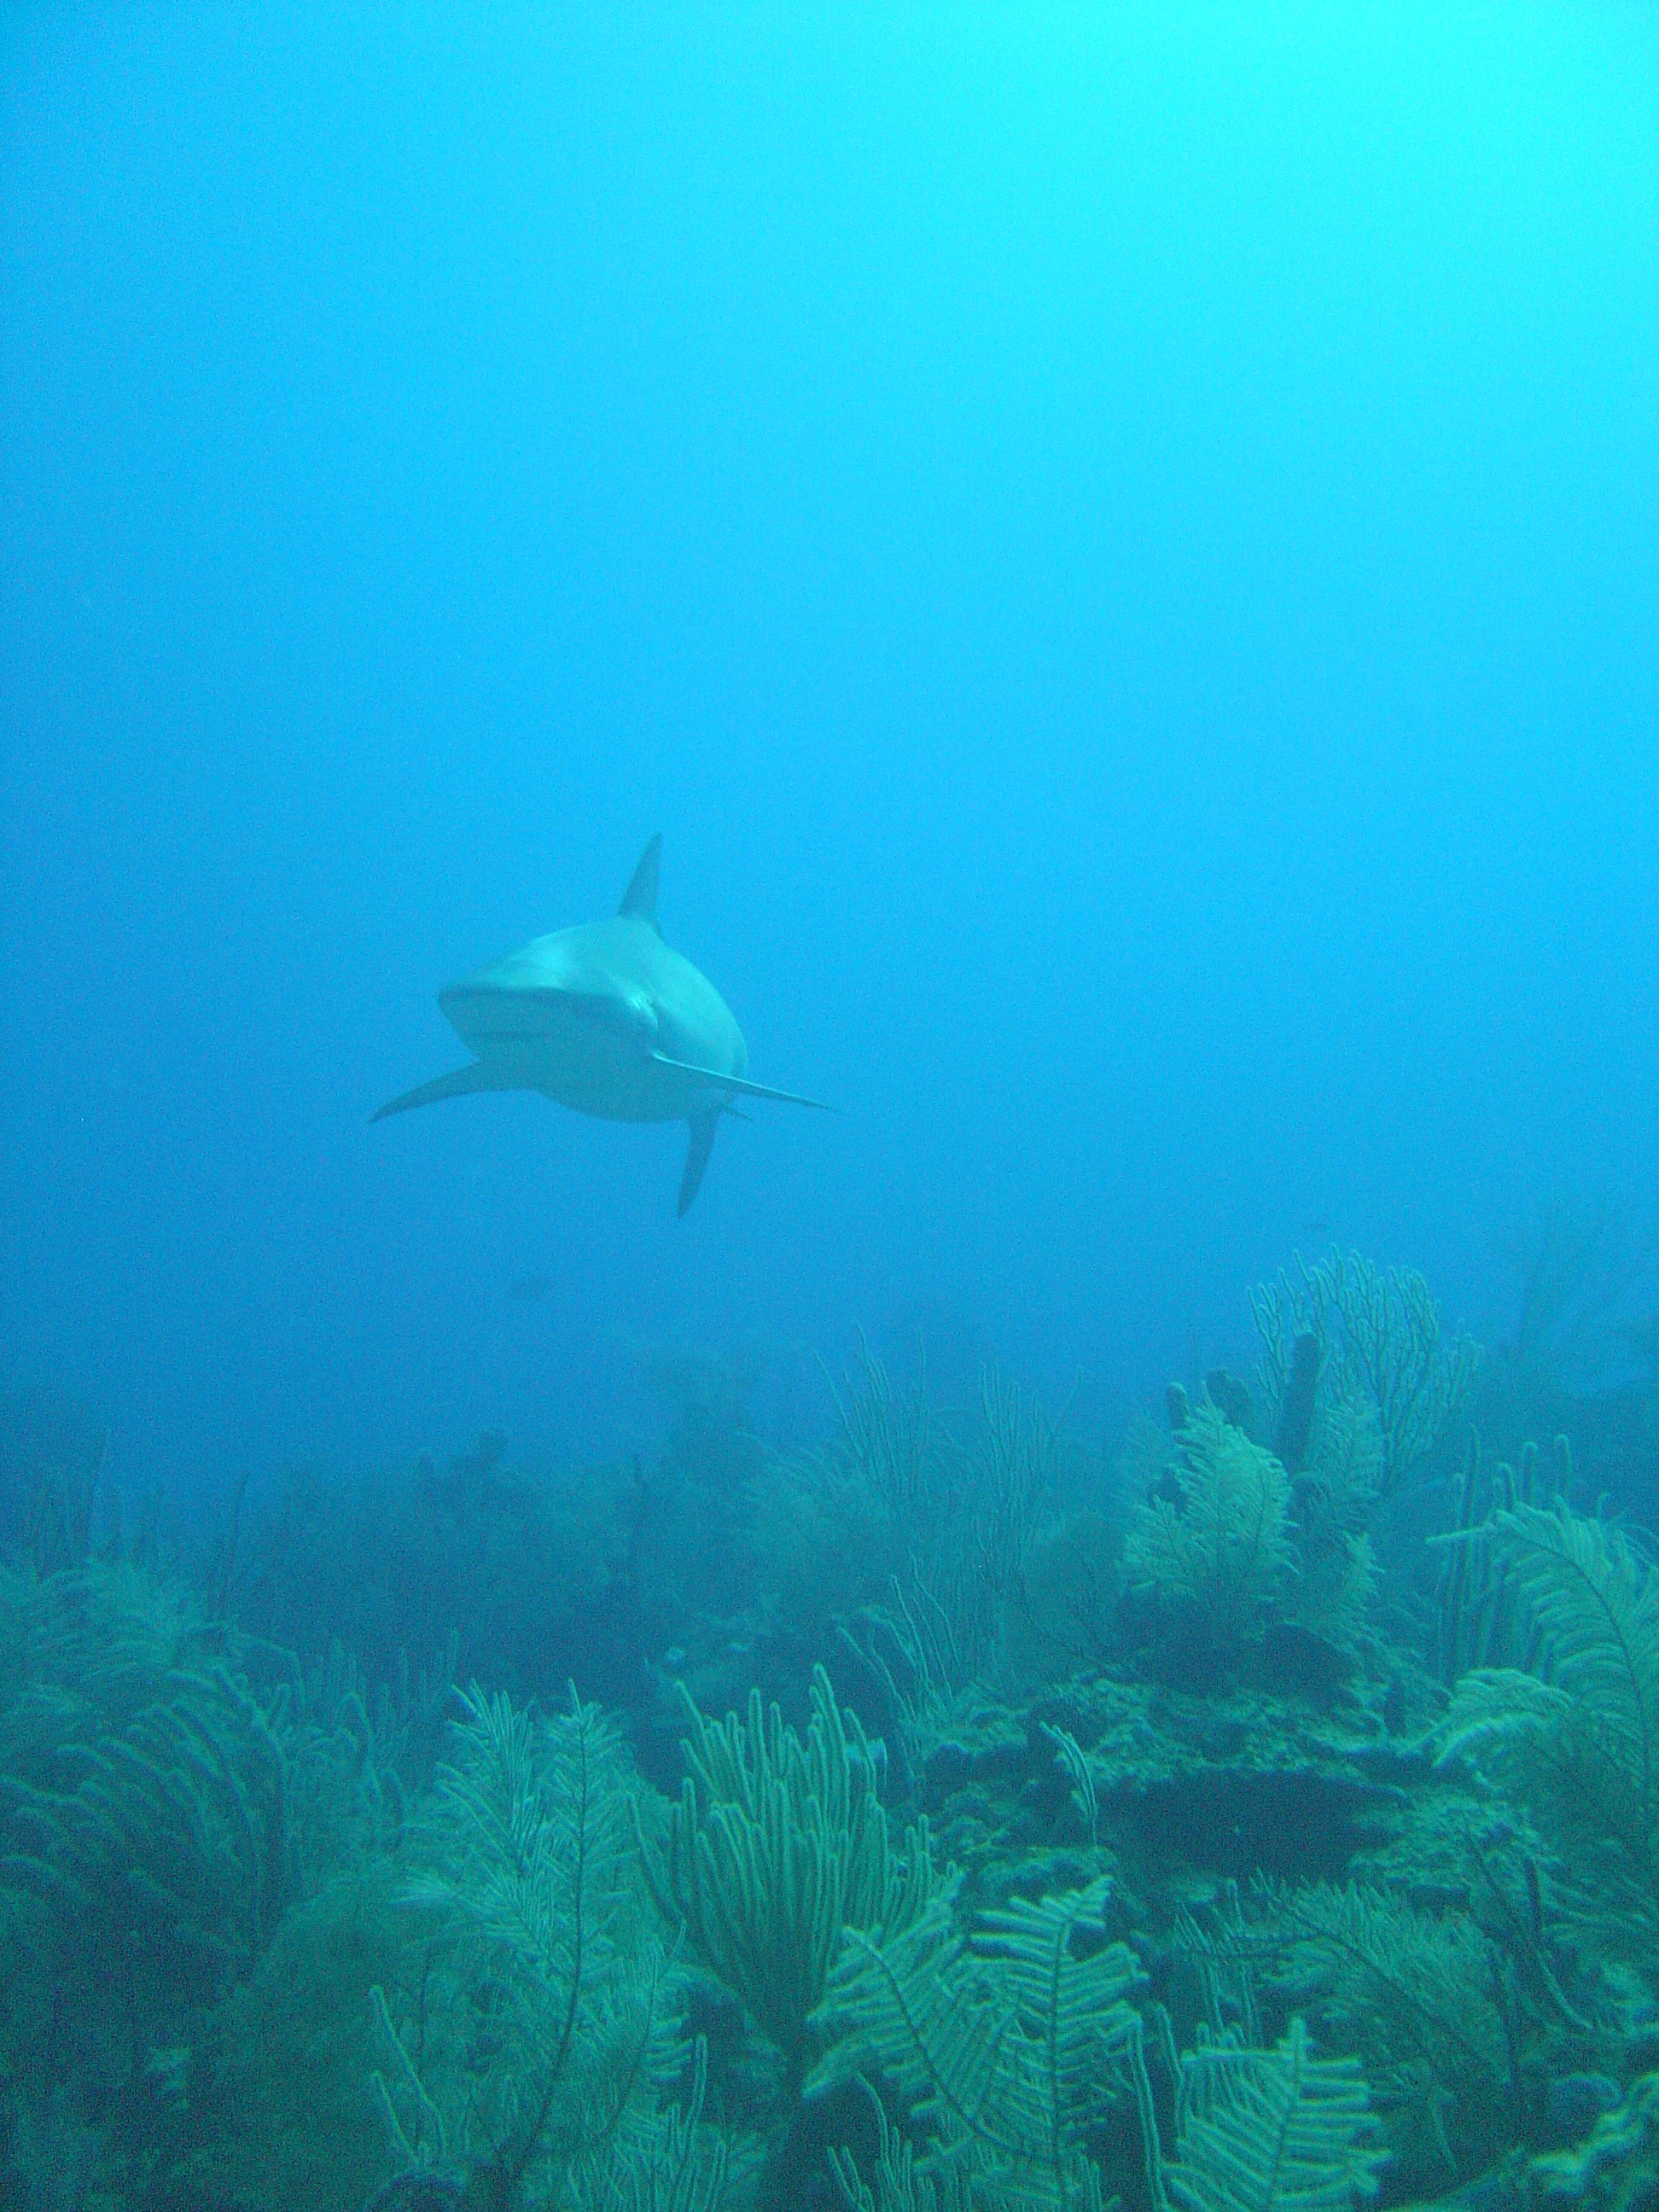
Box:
left=678, top=1111, right=719, bottom=1216
left=618, top=834, right=662, bottom=934
left=371, top=1062, right=506, bottom=1121
left=651, top=1052, right=830, bottom=1111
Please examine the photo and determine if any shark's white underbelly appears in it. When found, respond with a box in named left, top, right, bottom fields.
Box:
left=521, top=1040, right=726, bottom=1124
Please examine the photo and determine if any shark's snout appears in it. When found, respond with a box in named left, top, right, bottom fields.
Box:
left=439, top=980, right=557, bottom=1047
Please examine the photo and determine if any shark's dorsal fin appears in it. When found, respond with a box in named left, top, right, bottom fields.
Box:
left=618, top=834, right=662, bottom=935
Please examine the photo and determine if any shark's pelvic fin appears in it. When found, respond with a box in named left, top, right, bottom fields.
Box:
left=371, top=1062, right=506, bottom=1121
left=618, top=834, right=663, bottom=935
left=651, top=1051, right=830, bottom=1110
left=679, top=1111, right=719, bottom=1216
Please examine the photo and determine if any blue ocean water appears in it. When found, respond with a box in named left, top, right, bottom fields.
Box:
left=2, top=5, right=1654, bottom=1493
left=7, top=19, right=1659, bottom=2212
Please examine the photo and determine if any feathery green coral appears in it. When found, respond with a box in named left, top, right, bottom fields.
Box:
left=1436, top=1497, right=1659, bottom=1953
left=0, top=1561, right=288, bottom=2109
left=811, top=1876, right=1153, bottom=2210
left=818, top=1880, right=1389, bottom=2212
left=381, top=1682, right=681, bottom=2202
left=1165, top=2019, right=1386, bottom=2212
left=567, top=2035, right=733, bottom=2212
left=829, top=2094, right=981, bottom=2212
left=650, top=1662, right=937, bottom=2091
left=1246, top=1880, right=1509, bottom=2184
left=810, top=1895, right=1022, bottom=2154
left=1124, top=1404, right=1295, bottom=1651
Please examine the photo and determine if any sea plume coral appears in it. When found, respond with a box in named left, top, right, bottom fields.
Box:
left=1436, top=1498, right=1659, bottom=1959
left=645, top=1663, right=938, bottom=2096
left=1123, top=1403, right=1295, bottom=1654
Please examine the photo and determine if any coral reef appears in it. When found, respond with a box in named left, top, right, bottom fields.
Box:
left=4, top=1246, right=1656, bottom=2212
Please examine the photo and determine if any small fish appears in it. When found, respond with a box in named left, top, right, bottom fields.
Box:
left=508, top=1274, right=555, bottom=1303
left=1300, top=1221, right=1333, bottom=1239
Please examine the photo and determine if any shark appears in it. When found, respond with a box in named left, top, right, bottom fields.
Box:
left=373, top=835, right=827, bottom=1214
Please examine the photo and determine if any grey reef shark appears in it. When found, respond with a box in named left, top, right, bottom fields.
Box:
left=373, top=835, right=828, bottom=1214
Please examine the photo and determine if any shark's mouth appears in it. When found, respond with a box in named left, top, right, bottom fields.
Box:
left=439, top=986, right=562, bottom=1044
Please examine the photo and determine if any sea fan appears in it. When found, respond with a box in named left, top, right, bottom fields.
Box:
left=382, top=1685, right=680, bottom=2199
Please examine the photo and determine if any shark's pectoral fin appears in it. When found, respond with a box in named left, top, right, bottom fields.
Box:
left=678, top=1111, right=719, bottom=1217
left=650, top=1053, right=831, bottom=1110
left=371, top=1062, right=507, bottom=1122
